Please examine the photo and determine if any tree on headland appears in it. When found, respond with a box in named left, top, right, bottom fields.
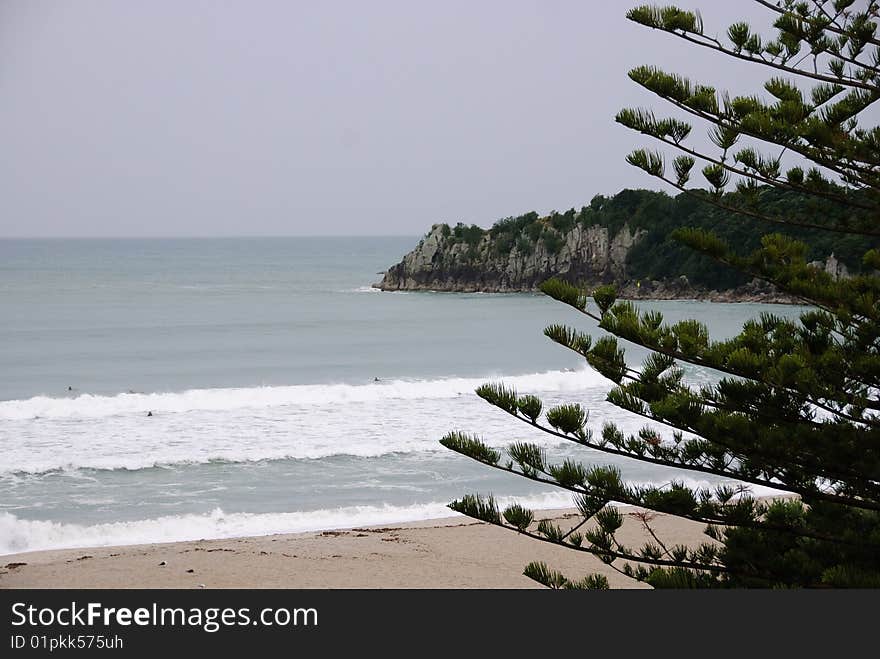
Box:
left=441, top=1, right=880, bottom=587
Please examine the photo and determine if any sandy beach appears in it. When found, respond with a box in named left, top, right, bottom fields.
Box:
left=0, top=507, right=711, bottom=589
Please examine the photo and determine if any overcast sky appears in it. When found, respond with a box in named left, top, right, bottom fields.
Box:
left=0, top=1, right=858, bottom=237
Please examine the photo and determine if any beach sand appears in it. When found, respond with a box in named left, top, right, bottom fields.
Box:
left=0, top=507, right=711, bottom=589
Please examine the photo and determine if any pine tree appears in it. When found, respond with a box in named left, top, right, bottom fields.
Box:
left=441, top=1, right=880, bottom=587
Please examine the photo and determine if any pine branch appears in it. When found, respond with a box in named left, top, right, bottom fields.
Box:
left=637, top=131, right=875, bottom=211
left=484, top=401, right=880, bottom=510
left=633, top=511, right=675, bottom=559
left=609, top=353, right=845, bottom=436
left=635, top=85, right=880, bottom=188
left=453, top=498, right=734, bottom=575
left=754, top=0, right=880, bottom=49
left=484, top=442, right=879, bottom=548
left=444, top=430, right=880, bottom=555
left=590, top=357, right=880, bottom=491
left=543, top=288, right=880, bottom=428
left=634, top=16, right=879, bottom=92
left=606, top=388, right=880, bottom=499
left=631, top=162, right=880, bottom=237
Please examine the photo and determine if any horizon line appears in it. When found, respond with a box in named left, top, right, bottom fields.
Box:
left=0, top=234, right=424, bottom=240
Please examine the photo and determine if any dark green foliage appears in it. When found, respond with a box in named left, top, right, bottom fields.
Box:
left=475, top=382, right=518, bottom=414
left=503, top=504, right=534, bottom=531
left=586, top=336, right=627, bottom=384
left=591, top=285, right=617, bottom=314
left=584, top=466, right=624, bottom=493
left=508, top=442, right=546, bottom=475
left=516, top=395, right=543, bottom=423
left=440, top=1, right=880, bottom=589
left=543, top=324, right=592, bottom=356
left=627, top=5, right=703, bottom=32
left=547, top=459, right=588, bottom=488
left=549, top=208, right=578, bottom=233
left=545, top=404, right=588, bottom=436
left=523, top=562, right=568, bottom=589
left=574, top=574, right=611, bottom=590
left=451, top=222, right=484, bottom=246
left=514, top=236, right=534, bottom=255
left=539, top=279, right=587, bottom=311
left=489, top=212, right=538, bottom=256
left=596, top=507, right=624, bottom=534
left=489, top=212, right=540, bottom=239
left=536, top=519, right=566, bottom=542
left=576, top=494, right=611, bottom=519
left=619, top=186, right=877, bottom=289
left=439, top=432, right=500, bottom=466
left=539, top=227, right=565, bottom=255
left=644, top=567, right=714, bottom=588
left=448, top=494, right=501, bottom=525
left=435, top=185, right=876, bottom=290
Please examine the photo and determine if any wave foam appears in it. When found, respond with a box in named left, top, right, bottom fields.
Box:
left=0, top=368, right=617, bottom=474
left=0, top=481, right=784, bottom=555
left=0, top=491, right=577, bottom=555
left=0, top=368, right=605, bottom=421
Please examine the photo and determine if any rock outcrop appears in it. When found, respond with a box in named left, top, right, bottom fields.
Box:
left=376, top=223, right=644, bottom=293
left=375, top=222, right=847, bottom=303
left=809, top=253, right=850, bottom=280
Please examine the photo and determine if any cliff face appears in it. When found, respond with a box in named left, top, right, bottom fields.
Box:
left=375, top=220, right=849, bottom=303
left=377, top=223, right=644, bottom=293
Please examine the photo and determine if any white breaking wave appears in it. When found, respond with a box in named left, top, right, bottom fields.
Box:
left=0, top=369, right=621, bottom=475
left=0, top=369, right=606, bottom=421
left=0, top=491, right=577, bottom=555
left=0, top=480, right=783, bottom=555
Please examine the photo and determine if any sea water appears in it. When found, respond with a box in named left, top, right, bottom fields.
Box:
left=0, top=237, right=797, bottom=554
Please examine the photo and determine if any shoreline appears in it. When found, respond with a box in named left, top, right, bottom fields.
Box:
left=0, top=506, right=710, bottom=589
left=372, top=283, right=799, bottom=305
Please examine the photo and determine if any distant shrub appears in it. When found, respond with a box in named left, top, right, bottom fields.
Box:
left=452, top=222, right=485, bottom=246
left=525, top=222, right=543, bottom=242
left=515, top=236, right=534, bottom=255
left=549, top=208, right=577, bottom=234
left=542, top=230, right=565, bottom=255
left=490, top=212, right=539, bottom=238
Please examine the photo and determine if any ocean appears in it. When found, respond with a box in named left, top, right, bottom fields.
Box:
left=0, top=237, right=795, bottom=554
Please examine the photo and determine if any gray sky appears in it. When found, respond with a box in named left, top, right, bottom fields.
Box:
left=0, top=1, right=849, bottom=237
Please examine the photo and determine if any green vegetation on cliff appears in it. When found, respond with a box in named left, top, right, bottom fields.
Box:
left=438, top=186, right=875, bottom=290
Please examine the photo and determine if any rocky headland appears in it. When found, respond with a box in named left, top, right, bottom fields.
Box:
left=374, top=222, right=846, bottom=303
left=374, top=189, right=857, bottom=303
